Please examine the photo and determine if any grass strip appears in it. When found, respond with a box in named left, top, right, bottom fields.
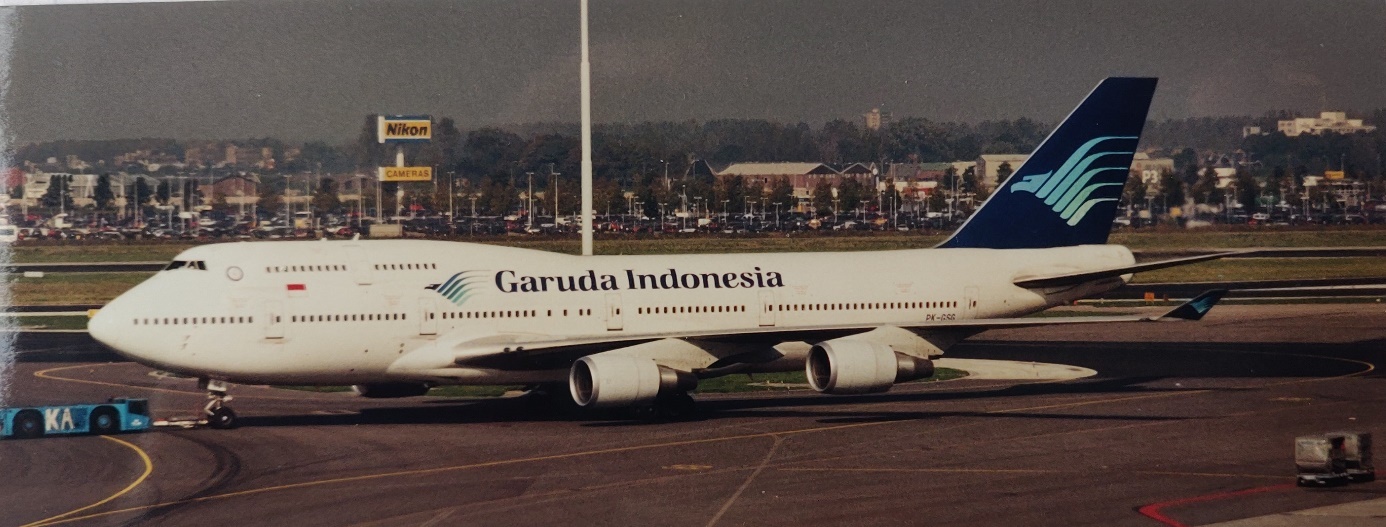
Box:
left=8, top=272, right=153, bottom=305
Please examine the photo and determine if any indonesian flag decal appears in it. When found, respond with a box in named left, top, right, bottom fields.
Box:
left=287, top=283, right=307, bottom=297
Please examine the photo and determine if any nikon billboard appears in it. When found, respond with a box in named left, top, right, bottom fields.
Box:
left=377, top=115, right=432, bottom=143
left=378, top=166, right=433, bottom=182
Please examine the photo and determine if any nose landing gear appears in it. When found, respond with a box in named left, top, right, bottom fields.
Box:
left=199, top=378, right=238, bottom=429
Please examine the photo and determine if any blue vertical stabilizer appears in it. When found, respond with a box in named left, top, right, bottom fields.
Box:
left=939, top=77, right=1158, bottom=249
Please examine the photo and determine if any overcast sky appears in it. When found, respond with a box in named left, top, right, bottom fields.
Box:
left=5, top=0, right=1386, bottom=143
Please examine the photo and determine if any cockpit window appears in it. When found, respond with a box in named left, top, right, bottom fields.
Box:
left=164, top=260, right=207, bottom=271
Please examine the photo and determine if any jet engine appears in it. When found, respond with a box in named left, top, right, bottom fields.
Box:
left=569, top=354, right=697, bottom=408
left=351, top=382, right=432, bottom=398
left=805, top=339, right=935, bottom=395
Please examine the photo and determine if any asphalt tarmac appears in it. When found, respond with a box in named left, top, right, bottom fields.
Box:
left=2, top=304, right=1382, bottom=527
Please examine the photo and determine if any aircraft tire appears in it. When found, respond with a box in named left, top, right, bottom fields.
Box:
left=207, top=407, right=237, bottom=429
left=653, top=392, right=698, bottom=421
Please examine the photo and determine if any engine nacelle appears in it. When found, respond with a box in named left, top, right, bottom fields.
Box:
left=351, top=382, right=431, bottom=398
left=569, top=354, right=697, bottom=408
left=805, top=339, right=935, bottom=395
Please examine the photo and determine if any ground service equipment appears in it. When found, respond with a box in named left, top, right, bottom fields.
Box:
left=1295, top=434, right=1350, bottom=486
left=1, top=398, right=151, bottom=439
left=1328, top=431, right=1375, bottom=482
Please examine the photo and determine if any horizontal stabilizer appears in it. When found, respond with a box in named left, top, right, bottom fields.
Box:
left=1013, top=251, right=1242, bottom=289
left=1158, top=289, right=1227, bottom=321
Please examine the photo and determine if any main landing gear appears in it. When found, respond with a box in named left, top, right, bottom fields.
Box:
left=199, top=378, right=238, bottom=429
left=646, top=391, right=698, bottom=421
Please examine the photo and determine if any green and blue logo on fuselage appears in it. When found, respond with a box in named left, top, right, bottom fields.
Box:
left=431, top=270, right=488, bottom=306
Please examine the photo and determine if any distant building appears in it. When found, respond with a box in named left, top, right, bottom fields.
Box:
left=212, top=175, right=261, bottom=206
left=336, top=176, right=371, bottom=203
left=22, top=172, right=57, bottom=205
left=976, top=154, right=1029, bottom=189
left=1242, top=125, right=1265, bottom=138
left=1213, top=167, right=1237, bottom=188
left=836, top=162, right=875, bottom=183
left=1277, top=112, right=1376, bottom=137
left=886, top=162, right=952, bottom=183
left=68, top=174, right=98, bottom=207
left=864, top=108, right=891, bottom=132
left=184, top=143, right=226, bottom=166
left=717, top=162, right=839, bottom=195
left=226, top=145, right=275, bottom=169
left=1131, top=153, right=1175, bottom=186
left=64, top=155, right=89, bottom=171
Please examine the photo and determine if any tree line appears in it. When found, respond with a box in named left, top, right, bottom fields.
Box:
left=14, top=109, right=1386, bottom=217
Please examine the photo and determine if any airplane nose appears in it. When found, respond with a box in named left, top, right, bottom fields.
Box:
left=87, top=303, right=120, bottom=350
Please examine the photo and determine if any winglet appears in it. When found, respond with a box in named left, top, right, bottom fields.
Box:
left=1157, top=289, right=1228, bottom=321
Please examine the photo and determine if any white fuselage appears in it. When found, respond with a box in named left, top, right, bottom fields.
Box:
left=89, top=239, right=1134, bottom=385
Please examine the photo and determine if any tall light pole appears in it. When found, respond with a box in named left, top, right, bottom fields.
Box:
left=526, top=171, right=534, bottom=231
left=579, top=0, right=594, bottom=255
left=448, top=171, right=456, bottom=235
left=551, top=165, right=560, bottom=228
left=360, top=174, right=371, bottom=230
left=679, top=185, right=687, bottom=230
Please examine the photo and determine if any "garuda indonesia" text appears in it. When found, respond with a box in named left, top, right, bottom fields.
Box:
left=495, top=268, right=785, bottom=293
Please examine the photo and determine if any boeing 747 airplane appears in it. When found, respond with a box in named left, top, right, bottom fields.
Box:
left=90, top=77, right=1228, bottom=428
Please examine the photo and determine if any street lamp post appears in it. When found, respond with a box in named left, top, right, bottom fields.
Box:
left=552, top=169, right=561, bottom=230
left=469, top=194, right=478, bottom=236
left=526, top=172, right=534, bottom=231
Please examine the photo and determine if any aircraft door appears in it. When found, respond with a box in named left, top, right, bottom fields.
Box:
left=264, top=299, right=284, bottom=339
left=963, top=286, right=979, bottom=319
left=345, top=245, right=373, bottom=285
left=758, top=290, right=776, bottom=327
left=419, top=295, right=438, bottom=335
left=605, top=293, right=624, bottom=331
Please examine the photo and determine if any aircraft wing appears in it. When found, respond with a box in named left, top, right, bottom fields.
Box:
left=451, top=290, right=1227, bottom=369
left=1012, top=251, right=1243, bottom=289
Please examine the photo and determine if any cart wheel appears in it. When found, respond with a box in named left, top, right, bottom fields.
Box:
left=90, top=406, right=119, bottom=435
left=13, top=410, right=44, bottom=439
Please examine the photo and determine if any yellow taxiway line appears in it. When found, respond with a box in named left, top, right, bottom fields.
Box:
left=20, top=435, right=154, bottom=527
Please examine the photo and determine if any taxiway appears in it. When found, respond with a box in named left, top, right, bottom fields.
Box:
left=2, top=304, right=1382, bottom=527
